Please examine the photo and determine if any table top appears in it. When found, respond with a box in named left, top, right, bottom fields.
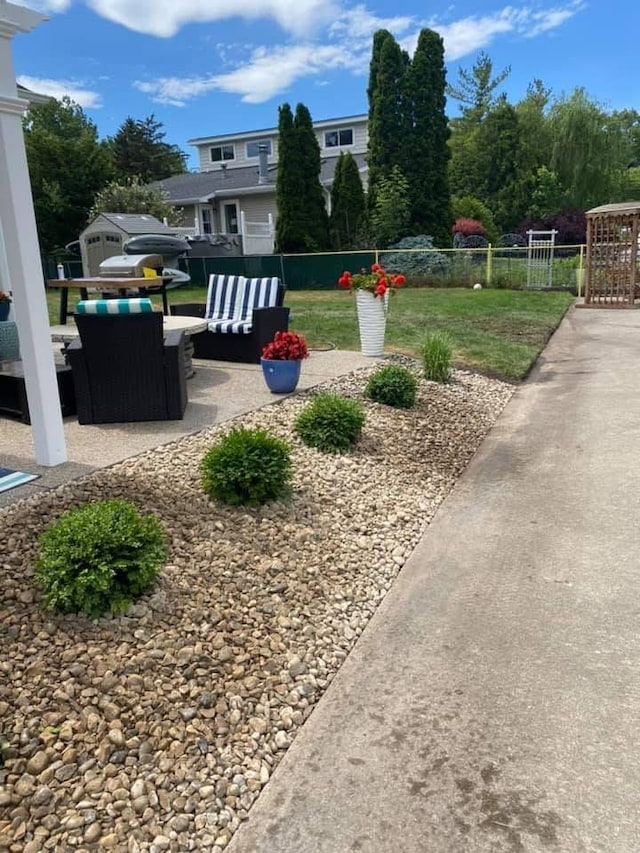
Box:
left=46, top=277, right=163, bottom=288
left=49, top=315, right=208, bottom=342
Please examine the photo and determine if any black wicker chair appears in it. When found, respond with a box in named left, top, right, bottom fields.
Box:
left=170, top=275, right=289, bottom=363
left=68, top=312, right=187, bottom=424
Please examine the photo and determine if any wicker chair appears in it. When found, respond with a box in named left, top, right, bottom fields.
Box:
left=170, top=274, right=289, bottom=363
left=67, top=302, right=187, bottom=424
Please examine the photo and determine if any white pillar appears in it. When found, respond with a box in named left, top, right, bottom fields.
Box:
left=0, top=2, right=66, bottom=465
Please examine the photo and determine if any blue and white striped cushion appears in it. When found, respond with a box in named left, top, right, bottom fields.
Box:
left=207, top=319, right=253, bottom=335
left=76, top=298, right=154, bottom=315
left=205, top=275, right=281, bottom=322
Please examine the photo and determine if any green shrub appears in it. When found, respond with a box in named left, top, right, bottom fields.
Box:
left=422, top=332, right=453, bottom=382
left=201, top=427, right=291, bottom=506
left=295, top=393, right=365, bottom=453
left=35, top=499, right=166, bottom=617
left=365, top=365, right=417, bottom=409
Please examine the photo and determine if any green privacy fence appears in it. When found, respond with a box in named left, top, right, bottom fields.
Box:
left=43, top=245, right=585, bottom=293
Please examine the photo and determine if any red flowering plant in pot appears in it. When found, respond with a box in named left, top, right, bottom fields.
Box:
left=260, top=331, right=309, bottom=394
left=337, top=263, right=406, bottom=298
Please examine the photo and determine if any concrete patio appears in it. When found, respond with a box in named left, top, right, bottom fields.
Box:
left=0, top=348, right=375, bottom=508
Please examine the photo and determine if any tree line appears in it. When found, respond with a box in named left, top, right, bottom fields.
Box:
left=23, top=99, right=187, bottom=253
left=24, top=32, right=640, bottom=255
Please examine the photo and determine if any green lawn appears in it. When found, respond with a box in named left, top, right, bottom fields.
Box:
left=45, top=285, right=574, bottom=381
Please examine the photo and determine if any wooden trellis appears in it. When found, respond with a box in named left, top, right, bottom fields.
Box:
left=585, top=202, right=640, bottom=307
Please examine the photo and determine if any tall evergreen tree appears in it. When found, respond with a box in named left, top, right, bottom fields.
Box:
left=446, top=51, right=511, bottom=127
left=23, top=96, right=113, bottom=252
left=294, top=103, right=330, bottom=252
left=275, top=103, right=304, bottom=253
left=367, top=30, right=408, bottom=212
left=330, top=152, right=367, bottom=250
left=275, top=102, right=329, bottom=253
left=475, top=96, right=524, bottom=230
left=404, top=28, right=451, bottom=244
left=109, top=115, right=187, bottom=183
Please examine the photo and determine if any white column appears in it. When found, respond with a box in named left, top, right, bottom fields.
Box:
left=0, top=3, right=66, bottom=465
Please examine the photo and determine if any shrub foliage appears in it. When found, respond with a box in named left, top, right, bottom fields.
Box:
left=422, top=332, right=453, bottom=382
left=365, top=365, right=418, bottom=409
left=295, top=393, right=365, bottom=453
left=35, top=499, right=166, bottom=617
left=201, top=427, right=292, bottom=506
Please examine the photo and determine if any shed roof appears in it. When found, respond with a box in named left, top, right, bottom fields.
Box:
left=586, top=201, right=640, bottom=217
left=90, top=213, right=177, bottom=234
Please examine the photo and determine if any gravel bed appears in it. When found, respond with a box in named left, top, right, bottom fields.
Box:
left=0, top=364, right=514, bottom=852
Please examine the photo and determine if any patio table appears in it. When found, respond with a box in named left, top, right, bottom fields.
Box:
left=50, top=315, right=208, bottom=378
left=46, top=277, right=163, bottom=324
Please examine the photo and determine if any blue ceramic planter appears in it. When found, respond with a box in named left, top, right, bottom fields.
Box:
left=260, top=358, right=302, bottom=393
left=0, top=303, right=10, bottom=322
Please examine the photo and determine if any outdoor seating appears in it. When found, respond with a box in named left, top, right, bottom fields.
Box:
left=67, top=298, right=187, bottom=424
left=170, top=274, right=289, bottom=363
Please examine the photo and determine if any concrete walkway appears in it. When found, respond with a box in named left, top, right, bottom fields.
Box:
left=227, top=307, right=640, bottom=853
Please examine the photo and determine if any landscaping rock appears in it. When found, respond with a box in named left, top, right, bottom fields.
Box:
left=0, top=364, right=513, bottom=851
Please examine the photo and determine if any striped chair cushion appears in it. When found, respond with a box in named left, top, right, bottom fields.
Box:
left=207, top=319, right=253, bottom=335
left=204, top=275, right=281, bottom=326
left=76, top=298, right=154, bottom=315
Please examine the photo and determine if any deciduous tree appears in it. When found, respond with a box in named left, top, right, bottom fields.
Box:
left=23, top=96, right=113, bottom=252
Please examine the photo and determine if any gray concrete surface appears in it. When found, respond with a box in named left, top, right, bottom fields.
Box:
left=227, top=307, right=640, bottom=853
left=0, top=348, right=375, bottom=507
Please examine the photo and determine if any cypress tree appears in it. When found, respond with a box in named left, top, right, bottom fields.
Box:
left=367, top=30, right=408, bottom=213
left=330, top=152, right=367, bottom=250
left=275, top=103, right=306, bottom=253
left=293, top=103, right=330, bottom=252
left=404, top=28, right=451, bottom=244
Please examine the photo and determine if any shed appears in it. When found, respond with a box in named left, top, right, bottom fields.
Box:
left=79, top=213, right=178, bottom=277
left=585, top=201, right=640, bottom=307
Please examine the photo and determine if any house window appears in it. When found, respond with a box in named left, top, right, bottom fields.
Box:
left=201, top=207, right=213, bottom=235
left=246, top=140, right=272, bottom=158
left=324, top=128, right=353, bottom=148
left=210, top=144, right=235, bottom=163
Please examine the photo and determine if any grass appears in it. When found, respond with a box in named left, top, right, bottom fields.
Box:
left=45, top=285, right=574, bottom=382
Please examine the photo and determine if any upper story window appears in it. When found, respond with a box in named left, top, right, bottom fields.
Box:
left=246, top=140, right=272, bottom=158
left=210, top=144, right=235, bottom=163
left=324, top=128, right=353, bottom=148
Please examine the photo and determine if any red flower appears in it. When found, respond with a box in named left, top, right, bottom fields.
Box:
left=337, top=263, right=406, bottom=297
left=262, top=331, right=309, bottom=360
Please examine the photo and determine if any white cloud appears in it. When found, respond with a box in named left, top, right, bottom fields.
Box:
left=17, top=75, right=102, bottom=108
left=129, top=2, right=584, bottom=106
left=85, top=0, right=339, bottom=38
left=24, top=0, right=72, bottom=11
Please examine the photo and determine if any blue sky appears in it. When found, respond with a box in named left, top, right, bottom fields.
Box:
left=12, top=0, right=639, bottom=169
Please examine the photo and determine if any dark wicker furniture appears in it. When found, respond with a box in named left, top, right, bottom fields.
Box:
left=170, top=276, right=289, bottom=364
left=68, top=312, right=187, bottom=424
left=0, top=362, right=76, bottom=424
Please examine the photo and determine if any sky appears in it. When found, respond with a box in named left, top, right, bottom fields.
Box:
left=10, top=0, right=640, bottom=169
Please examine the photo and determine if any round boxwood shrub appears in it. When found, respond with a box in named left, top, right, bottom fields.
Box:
left=201, top=426, right=292, bottom=506
left=365, top=364, right=417, bottom=409
left=295, top=392, right=365, bottom=453
left=35, top=499, right=166, bottom=617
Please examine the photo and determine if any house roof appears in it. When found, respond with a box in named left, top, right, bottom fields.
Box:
left=17, top=83, right=51, bottom=105
left=156, top=153, right=368, bottom=204
left=188, top=114, right=368, bottom=147
left=93, top=213, right=177, bottom=234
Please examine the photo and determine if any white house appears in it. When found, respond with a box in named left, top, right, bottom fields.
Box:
left=156, top=114, right=368, bottom=254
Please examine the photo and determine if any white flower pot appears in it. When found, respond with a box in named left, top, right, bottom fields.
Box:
left=355, top=290, right=387, bottom=356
